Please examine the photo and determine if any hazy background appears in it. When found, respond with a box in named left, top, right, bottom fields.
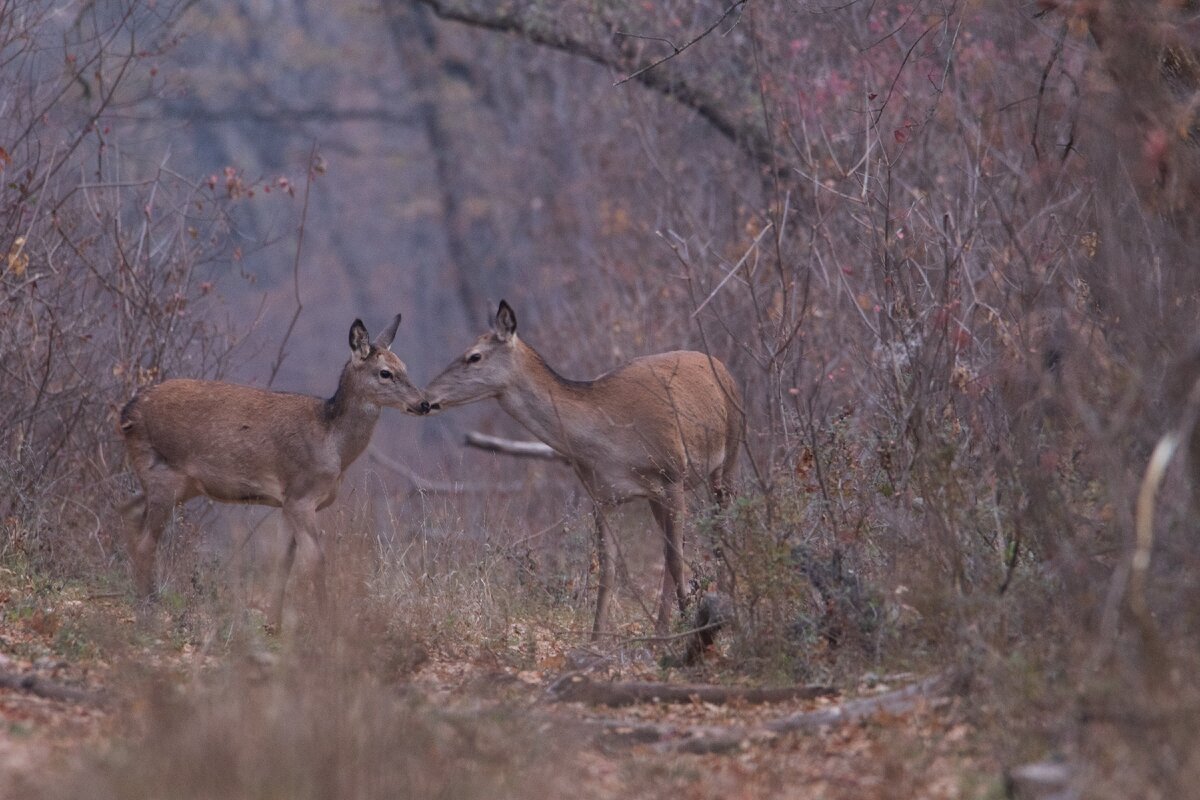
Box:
left=5, top=2, right=1200, bottom=794
left=142, top=0, right=759, bottom=485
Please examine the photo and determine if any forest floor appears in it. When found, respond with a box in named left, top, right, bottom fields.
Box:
left=0, top=563, right=1001, bottom=799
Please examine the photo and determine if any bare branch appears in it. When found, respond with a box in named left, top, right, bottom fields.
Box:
left=613, top=0, right=748, bottom=87
left=686, top=221, right=772, bottom=319
left=409, top=0, right=775, bottom=170
left=464, top=431, right=566, bottom=461
left=267, top=143, right=319, bottom=388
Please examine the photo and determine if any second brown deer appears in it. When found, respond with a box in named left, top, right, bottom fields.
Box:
left=118, top=315, right=424, bottom=631
left=422, top=301, right=742, bottom=638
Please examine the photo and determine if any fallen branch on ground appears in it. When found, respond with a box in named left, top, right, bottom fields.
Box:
left=0, top=670, right=104, bottom=706
left=548, top=673, right=836, bottom=707
left=555, top=669, right=968, bottom=754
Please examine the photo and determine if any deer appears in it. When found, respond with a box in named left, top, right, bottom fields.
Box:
left=421, top=300, right=742, bottom=639
left=118, top=314, right=424, bottom=631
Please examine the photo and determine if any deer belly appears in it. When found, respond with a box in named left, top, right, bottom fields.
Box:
left=573, top=464, right=647, bottom=504
left=192, top=473, right=285, bottom=507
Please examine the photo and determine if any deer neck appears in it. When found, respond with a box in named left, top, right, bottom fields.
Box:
left=497, top=342, right=596, bottom=456
left=323, top=367, right=382, bottom=468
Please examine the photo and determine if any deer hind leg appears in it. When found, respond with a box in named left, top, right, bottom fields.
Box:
left=591, top=503, right=616, bottom=641
left=708, top=468, right=736, bottom=595
left=710, top=470, right=730, bottom=511
left=649, top=483, right=687, bottom=635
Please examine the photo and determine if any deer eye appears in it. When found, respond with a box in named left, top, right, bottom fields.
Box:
left=467, top=353, right=482, bottom=364
left=379, top=369, right=393, bottom=380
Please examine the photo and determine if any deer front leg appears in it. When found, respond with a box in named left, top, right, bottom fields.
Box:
left=267, top=513, right=298, bottom=634
left=591, top=503, right=615, bottom=641
left=119, top=493, right=147, bottom=584
left=286, top=500, right=327, bottom=618
left=127, top=478, right=185, bottom=600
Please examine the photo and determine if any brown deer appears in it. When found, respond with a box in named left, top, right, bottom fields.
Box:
left=422, top=301, right=742, bottom=638
left=118, top=315, right=424, bottom=631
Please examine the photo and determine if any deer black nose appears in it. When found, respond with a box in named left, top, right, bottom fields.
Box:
left=419, top=400, right=431, bottom=414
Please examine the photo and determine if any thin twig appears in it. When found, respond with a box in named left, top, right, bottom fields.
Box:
left=688, top=222, right=772, bottom=319
left=1030, top=22, right=1067, bottom=161
left=626, top=620, right=725, bottom=644
left=613, top=0, right=748, bottom=87
left=267, top=143, right=318, bottom=388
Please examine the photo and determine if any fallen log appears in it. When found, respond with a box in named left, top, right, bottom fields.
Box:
left=764, top=669, right=961, bottom=733
left=549, top=673, right=836, bottom=707
left=0, top=670, right=104, bottom=705
left=554, top=669, right=968, bottom=754
left=674, top=669, right=967, bottom=754
left=1005, top=760, right=1076, bottom=800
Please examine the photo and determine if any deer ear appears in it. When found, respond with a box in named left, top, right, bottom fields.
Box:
left=374, top=313, right=401, bottom=350
left=349, top=319, right=371, bottom=359
left=494, top=300, right=517, bottom=341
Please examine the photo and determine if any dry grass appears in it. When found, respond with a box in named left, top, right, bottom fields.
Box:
left=30, top=655, right=572, bottom=800
left=0, top=516, right=999, bottom=800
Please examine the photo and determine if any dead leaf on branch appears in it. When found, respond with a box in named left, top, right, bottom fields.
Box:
left=6, top=235, right=28, bottom=277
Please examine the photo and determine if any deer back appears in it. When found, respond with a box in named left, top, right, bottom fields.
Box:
left=556, top=350, right=740, bottom=485
left=121, top=380, right=340, bottom=505
left=120, top=314, right=423, bottom=507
